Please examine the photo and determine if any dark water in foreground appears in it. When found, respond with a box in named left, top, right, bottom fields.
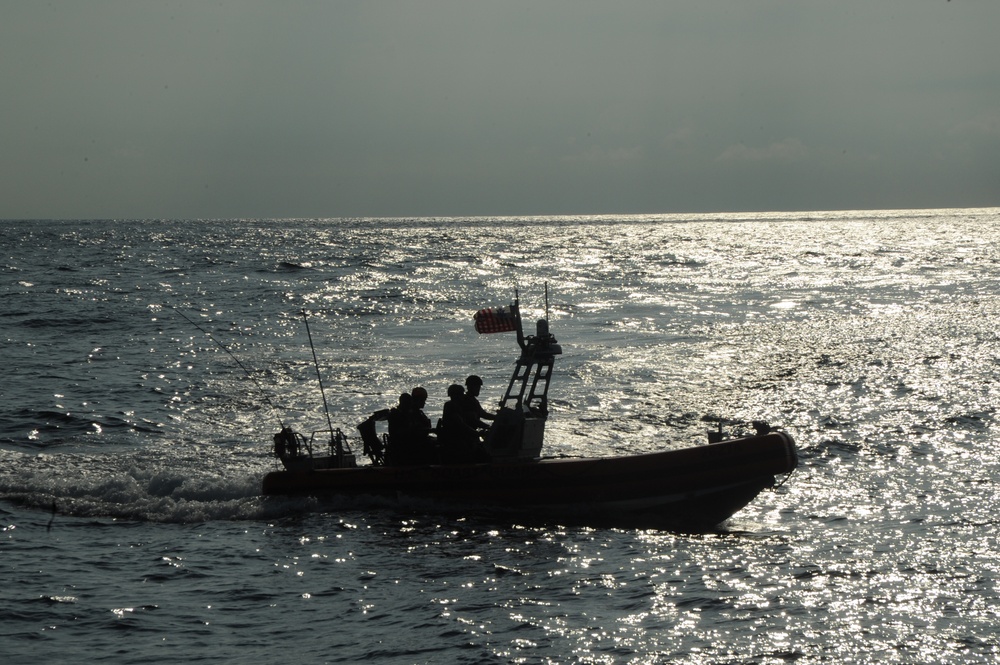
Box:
left=2, top=210, right=999, bottom=663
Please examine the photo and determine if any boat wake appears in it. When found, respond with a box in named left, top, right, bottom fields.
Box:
left=0, top=444, right=277, bottom=523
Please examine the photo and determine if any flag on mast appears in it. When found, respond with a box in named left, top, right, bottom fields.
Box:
left=474, top=305, right=518, bottom=334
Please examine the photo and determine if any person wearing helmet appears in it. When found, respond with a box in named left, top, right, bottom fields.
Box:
left=383, top=387, right=432, bottom=466
left=440, top=383, right=489, bottom=463
left=408, top=386, right=433, bottom=440
left=462, top=375, right=495, bottom=432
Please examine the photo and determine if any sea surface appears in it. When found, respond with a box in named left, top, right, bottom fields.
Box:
left=2, top=210, right=999, bottom=663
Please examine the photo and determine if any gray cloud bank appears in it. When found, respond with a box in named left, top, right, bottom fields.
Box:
left=2, top=1, right=997, bottom=219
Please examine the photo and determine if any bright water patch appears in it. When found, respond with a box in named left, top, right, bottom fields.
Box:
left=2, top=210, right=1000, bottom=663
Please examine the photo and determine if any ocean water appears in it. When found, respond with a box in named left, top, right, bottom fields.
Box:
left=2, top=210, right=999, bottom=663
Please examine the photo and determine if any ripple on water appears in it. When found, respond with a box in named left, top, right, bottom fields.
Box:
left=2, top=212, right=1000, bottom=663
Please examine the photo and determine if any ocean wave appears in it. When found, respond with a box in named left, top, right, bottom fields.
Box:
left=0, top=445, right=274, bottom=523
left=0, top=409, right=163, bottom=448
left=273, top=261, right=316, bottom=272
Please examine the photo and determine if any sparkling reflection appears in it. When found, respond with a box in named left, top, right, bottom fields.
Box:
left=3, top=211, right=1000, bottom=662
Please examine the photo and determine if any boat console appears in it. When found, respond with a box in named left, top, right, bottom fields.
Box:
left=485, top=312, right=561, bottom=461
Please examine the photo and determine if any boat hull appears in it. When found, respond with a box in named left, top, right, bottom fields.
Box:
left=261, top=431, right=797, bottom=529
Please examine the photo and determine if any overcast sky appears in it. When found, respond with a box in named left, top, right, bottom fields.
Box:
left=2, top=1, right=998, bottom=219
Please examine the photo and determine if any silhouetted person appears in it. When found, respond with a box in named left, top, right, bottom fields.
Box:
left=409, top=386, right=433, bottom=439
left=440, top=383, right=489, bottom=463
left=462, top=375, right=495, bottom=432
left=381, top=388, right=433, bottom=466
left=386, top=392, right=412, bottom=447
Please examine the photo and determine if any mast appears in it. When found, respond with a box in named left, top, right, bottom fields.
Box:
left=485, top=290, right=562, bottom=460
left=499, top=307, right=562, bottom=415
left=302, top=310, right=343, bottom=458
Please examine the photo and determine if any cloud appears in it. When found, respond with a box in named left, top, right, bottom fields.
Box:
left=716, top=138, right=808, bottom=164
left=949, top=113, right=1000, bottom=141
left=562, top=145, right=645, bottom=169
left=2, top=2, right=998, bottom=217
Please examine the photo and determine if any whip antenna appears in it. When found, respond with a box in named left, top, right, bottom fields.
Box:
left=301, top=310, right=337, bottom=444
left=168, top=305, right=285, bottom=430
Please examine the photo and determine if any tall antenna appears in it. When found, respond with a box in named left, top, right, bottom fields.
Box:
left=301, top=310, right=338, bottom=450
left=169, top=305, right=285, bottom=430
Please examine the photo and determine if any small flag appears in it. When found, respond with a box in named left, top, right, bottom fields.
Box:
left=474, top=306, right=519, bottom=334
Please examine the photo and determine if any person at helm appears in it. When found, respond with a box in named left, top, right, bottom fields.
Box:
left=461, top=375, right=495, bottom=432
